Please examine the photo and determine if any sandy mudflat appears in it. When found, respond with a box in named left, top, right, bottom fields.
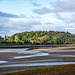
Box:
left=0, top=51, right=20, bottom=52
left=29, top=47, right=75, bottom=52
left=0, top=47, right=75, bottom=59
left=0, top=52, right=31, bottom=60
left=0, top=46, right=75, bottom=67
left=0, top=46, right=75, bottom=74
left=28, top=47, right=75, bottom=57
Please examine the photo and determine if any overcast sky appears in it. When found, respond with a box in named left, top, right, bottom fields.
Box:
left=0, top=0, right=75, bottom=36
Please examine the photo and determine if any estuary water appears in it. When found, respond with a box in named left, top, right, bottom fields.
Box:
left=0, top=48, right=29, bottom=51
left=0, top=62, right=75, bottom=68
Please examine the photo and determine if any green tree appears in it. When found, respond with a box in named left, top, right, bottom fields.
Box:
left=14, top=36, right=20, bottom=43
left=22, top=35, right=28, bottom=43
left=4, top=35, right=7, bottom=40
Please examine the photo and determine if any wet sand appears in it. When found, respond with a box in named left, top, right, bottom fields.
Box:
left=29, top=47, right=75, bottom=57
left=0, top=51, right=20, bottom=52
left=0, top=47, right=75, bottom=74
left=0, top=47, right=75, bottom=67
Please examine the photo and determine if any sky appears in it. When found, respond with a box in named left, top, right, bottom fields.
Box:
left=0, top=0, right=75, bottom=37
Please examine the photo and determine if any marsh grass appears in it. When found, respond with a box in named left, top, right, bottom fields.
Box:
left=3, top=64, right=75, bottom=75
left=0, top=66, right=42, bottom=74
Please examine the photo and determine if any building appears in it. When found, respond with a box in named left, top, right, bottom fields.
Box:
left=6, top=36, right=12, bottom=39
left=15, top=35, right=18, bottom=39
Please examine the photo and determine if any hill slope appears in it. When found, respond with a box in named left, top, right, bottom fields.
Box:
left=11, top=31, right=75, bottom=44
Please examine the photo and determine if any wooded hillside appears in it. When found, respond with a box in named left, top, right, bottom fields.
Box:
left=11, top=31, right=75, bottom=44
left=0, top=31, right=75, bottom=45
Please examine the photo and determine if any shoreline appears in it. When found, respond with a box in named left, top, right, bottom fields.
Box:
left=0, top=46, right=75, bottom=53
left=2, top=64, right=75, bottom=75
left=28, top=46, right=75, bottom=52
left=0, top=44, right=75, bottom=48
left=0, top=51, right=20, bottom=52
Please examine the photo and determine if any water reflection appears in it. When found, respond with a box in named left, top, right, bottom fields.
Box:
left=0, top=48, right=29, bottom=51
left=14, top=52, right=49, bottom=59
left=0, top=62, right=75, bottom=68
left=0, top=61, right=8, bottom=64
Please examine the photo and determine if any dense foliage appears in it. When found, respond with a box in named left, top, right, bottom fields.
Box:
left=0, top=31, right=75, bottom=45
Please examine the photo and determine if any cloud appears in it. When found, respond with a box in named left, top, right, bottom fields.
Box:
left=69, top=14, right=75, bottom=23
left=0, top=17, right=75, bottom=36
left=44, top=22, right=53, bottom=25
left=0, top=11, right=19, bottom=18
left=33, top=7, right=52, bottom=15
left=33, top=0, right=75, bottom=15
left=54, top=13, right=65, bottom=20
left=55, top=12, right=75, bottom=25
left=32, top=2, right=41, bottom=7
left=51, top=0, right=75, bottom=12
left=29, top=15, right=41, bottom=18
left=0, top=18, right=42, bottom=36
left=13, top=19, right=41, bottom=26
left=0, top=17, right=13, bottom=35
left=54, top=12, right=70, bottom=25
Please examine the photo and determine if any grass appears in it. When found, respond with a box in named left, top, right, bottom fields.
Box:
left=0, top=66, right=42, bottom=73
left=2, top=64, right=75, bottom=75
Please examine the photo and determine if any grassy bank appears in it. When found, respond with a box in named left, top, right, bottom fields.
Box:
left=0, top=66, right=42, bottom=74
left=2, top=64, right=75, bottom=75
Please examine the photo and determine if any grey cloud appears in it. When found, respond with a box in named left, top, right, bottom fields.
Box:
left=32, top=2, right=41, bottom=7
left=54, top=13, right=72, bottom=25
left=68, top=15, right=75, bottom=24
left=54, top=12, right=75, bottom=30
left=72, top=14, right=75, bottom=17
left=0, top=11, right=19, bottom=18
left=33, top=7, right=52, bottom=15
left=33, top=0, right=75, bottom=15
left=0, top=18, right=42, bottom=36
left=0, top=18, right=11, bottom=35
left=29, top=15, right=41, bottom=18
left=13, top=20, right=41, bottom=26
left=54, top=13, right=65, bottom=20
left=52, top=0, right=75, bottom=12
left=44, top=22, right=53, bottom=25
left=0, top=18, right=10, bottom=26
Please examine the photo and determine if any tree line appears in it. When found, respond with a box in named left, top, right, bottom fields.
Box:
left=0, top=31, right=75, bottom=45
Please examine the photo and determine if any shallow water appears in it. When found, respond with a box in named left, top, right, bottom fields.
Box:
left=0, top=48, right=29, bottom=51
left=26, top=59, right=62, bottom=62
left=14, top=52, right=49, bottom=59
left=18, top=51, right=41, bottom=54
left=0, top=61, right=8, bottom=64
left=0, top=62, right=75, bottom=68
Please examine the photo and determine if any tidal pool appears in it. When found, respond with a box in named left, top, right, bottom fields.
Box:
left=0, top=61, right=8, bottom=64
left=14, top=52, right=49, bottom=59
left=0, top=62, right=75, bottom=68
left=0, top=48, right=29, bottom=51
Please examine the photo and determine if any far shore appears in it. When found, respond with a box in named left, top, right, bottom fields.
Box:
left=29, top=46, right=75, bottom=51
left=0, top=44, right=75, bottom=48
left=0, top=46, right=75, bottom=53
left=0, top=46, right=75, bottom=58
left=0, top=51, right=20, bottom=52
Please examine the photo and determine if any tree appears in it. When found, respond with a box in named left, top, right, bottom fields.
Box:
left=14, top=35, right=20, bottom=43
left=4, top=35, right=7, bottom=40
left=22, top=35, right=28, bottom=43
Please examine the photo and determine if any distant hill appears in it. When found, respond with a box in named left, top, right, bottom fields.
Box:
left=11, top=31, right=75, bottom=44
